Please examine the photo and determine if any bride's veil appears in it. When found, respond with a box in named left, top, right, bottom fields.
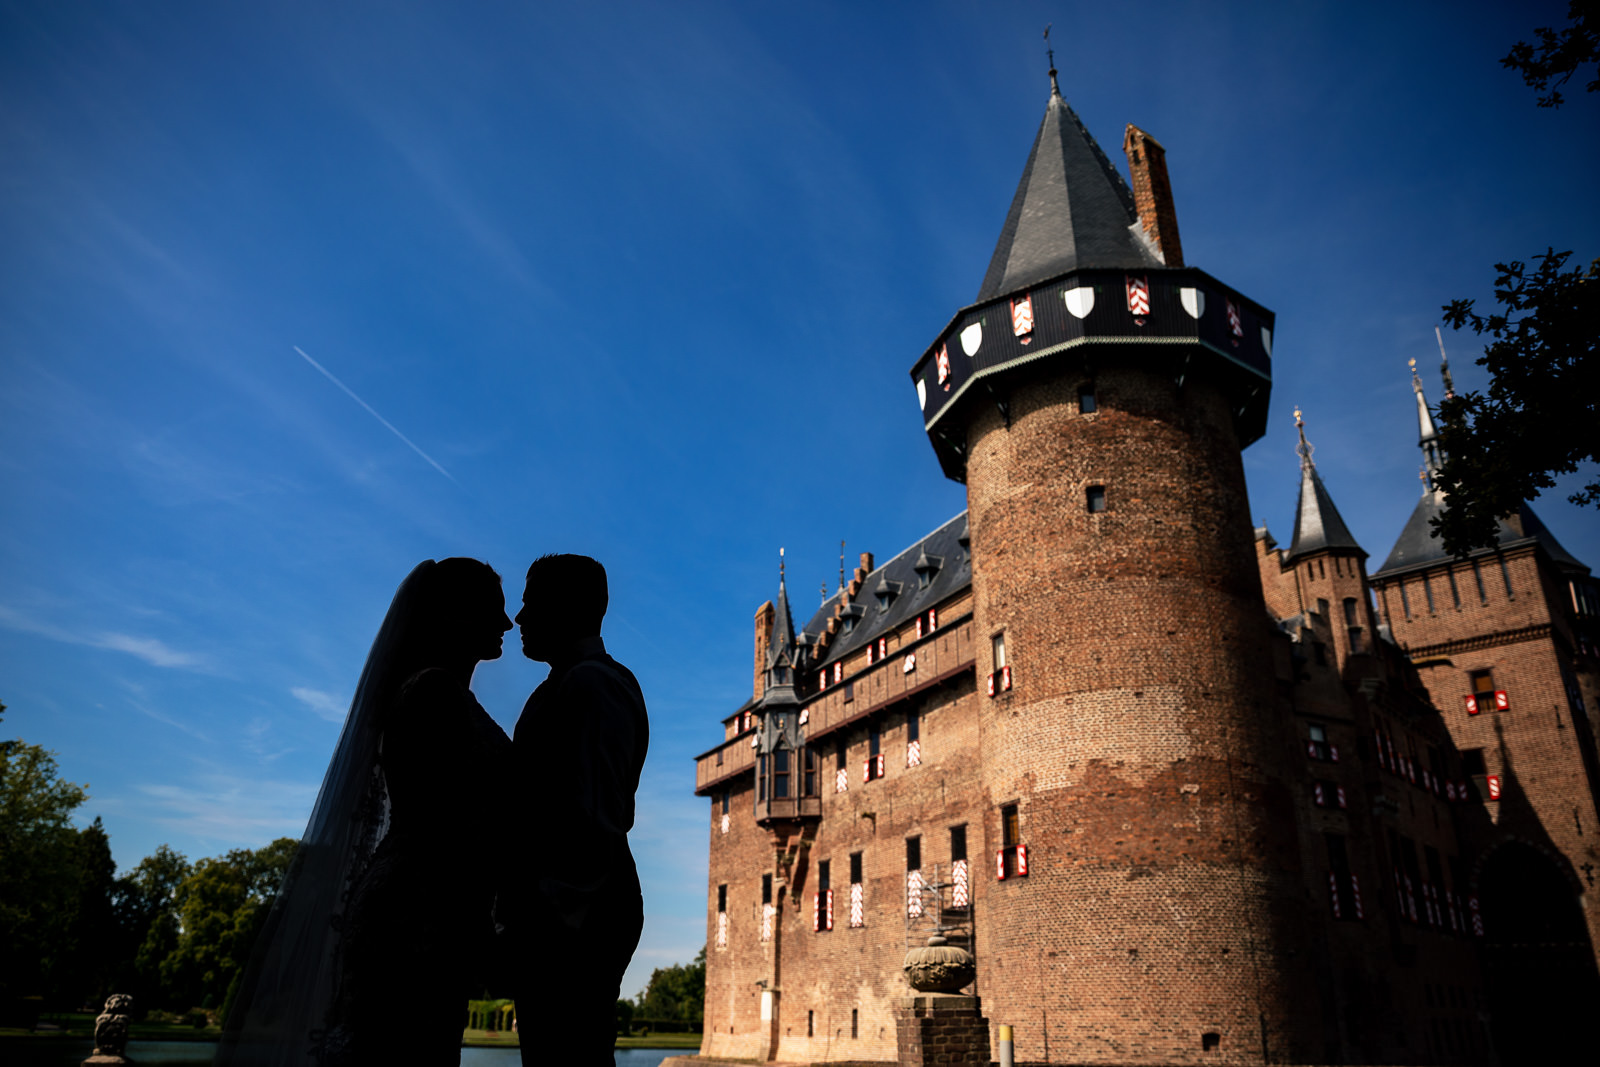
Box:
left=215, top=561, right=438, bottom=1066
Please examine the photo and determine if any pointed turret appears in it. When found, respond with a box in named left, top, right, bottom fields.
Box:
left=760, top=551, right=800, bottom=701
left=976, top=83, right=1162, bottom=302
left=1285, top=408, right=1363, bottom=563
left=1412, top=357, right=1443, bottom=482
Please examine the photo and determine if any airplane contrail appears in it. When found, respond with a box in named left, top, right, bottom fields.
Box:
left=292, top=345, right=458, bottom=484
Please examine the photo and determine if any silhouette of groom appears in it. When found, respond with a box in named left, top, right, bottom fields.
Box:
left=504, top=553, right=649, bottom=1066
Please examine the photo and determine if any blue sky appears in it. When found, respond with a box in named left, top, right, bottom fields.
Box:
left=3, top=1, right=1596, bottom=996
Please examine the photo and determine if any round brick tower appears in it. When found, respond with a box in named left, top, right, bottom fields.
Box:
left=911, top=78, right=1319, bottom=1064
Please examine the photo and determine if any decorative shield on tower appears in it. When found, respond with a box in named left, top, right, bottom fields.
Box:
left=960, top=321, right=984, bottom=356
left=935, top=345, right=952, bottom=388
left=1010, top=293, right=1034, bottom=341
left=1179, top=287, right=1205, bottom=319
left=1261, top=325, right=1273, bottom=356
left=917, top=378, right=928, bottom=410
left=1062, top=286, right=1094, bottom=319
left=1125, top=274, right=1150, bottom=323
left=1226, top=299, right=1243, bottom=346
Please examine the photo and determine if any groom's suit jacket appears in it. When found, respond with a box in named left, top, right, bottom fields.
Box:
left=506, top=635, right=649, bottom=934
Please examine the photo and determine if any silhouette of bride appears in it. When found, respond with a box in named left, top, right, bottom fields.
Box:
left=217, top=559, right=512, bottom=1066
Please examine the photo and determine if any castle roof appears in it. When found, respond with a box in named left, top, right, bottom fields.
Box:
left=1375, top=364, right=1588, bottom=579
left=976, top=83, right=1163, bottom=303
left=1285, top=410, right=1362, bottom=562
left=1287, top=463, right=1363, bottom=562
left=1373, top=489, right=1588, bottom=579
left=803, top=511, right=971, bottom=669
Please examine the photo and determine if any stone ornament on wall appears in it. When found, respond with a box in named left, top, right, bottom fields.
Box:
left=903, top=934, right=976, bottom=993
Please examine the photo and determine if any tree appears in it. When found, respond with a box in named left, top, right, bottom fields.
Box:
left=112, top=844, right=192, bottom=1007
left=157, top=838, right=296, bottom=1011
left=1502, top=0, right=1599, bottom=108
left=1435, top=251, right=1599, bottom=556
left=633, top=946, right=705, bottom=1027
left=0, top=727, right=91, bottom=1003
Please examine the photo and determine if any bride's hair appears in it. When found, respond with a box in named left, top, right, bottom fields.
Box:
left=216, top=558, right=499, bottom=1066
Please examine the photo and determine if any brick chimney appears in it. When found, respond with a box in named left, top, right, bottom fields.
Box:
left=1122, top=125, right=1183, bottom=267
left=753, top=601, right=775, bottom=701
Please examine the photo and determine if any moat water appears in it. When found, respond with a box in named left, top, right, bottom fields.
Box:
left=4, top=1040, right=682, bottom=1066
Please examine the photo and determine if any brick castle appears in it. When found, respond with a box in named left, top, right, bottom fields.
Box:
left=689, top=73, right=1600, bottom=1066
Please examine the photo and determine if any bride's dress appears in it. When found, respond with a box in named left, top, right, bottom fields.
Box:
left=216, top=562, right=510, bottom=1066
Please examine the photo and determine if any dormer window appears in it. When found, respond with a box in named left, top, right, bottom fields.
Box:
left=842, top=615, right=855, bottom=634
left=914, top=550, right=943, bottom=590
left=957, top=523, right=971, bottom=565
left=874, top=576, right=903, bottom=613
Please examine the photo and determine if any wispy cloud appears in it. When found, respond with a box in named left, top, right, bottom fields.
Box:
left=291, top=686, right=347, bottom=723
left=0, top=604, right=206, bottom=669
left=126, top=773, right=318, bottom=845
left=292, top=346, right=458, bottom=484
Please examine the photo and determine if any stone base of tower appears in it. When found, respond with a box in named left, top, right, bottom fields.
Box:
left=895, top=993, right=992, bottom=1066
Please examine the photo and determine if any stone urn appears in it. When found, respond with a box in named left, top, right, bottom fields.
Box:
left=903, top=934, right=976, bottom=993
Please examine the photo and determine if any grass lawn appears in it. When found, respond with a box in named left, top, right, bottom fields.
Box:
left=461, top=1028, right=701, bottom=1049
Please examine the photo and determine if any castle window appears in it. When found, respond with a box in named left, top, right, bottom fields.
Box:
left=1325, top=833, right=1360, bottom=920
left=1078, top=382, right=1097, bottom=414
left=906, top=835, right=921, bottom=870
left=906, top=835, right=924, bottom=918
left=721, top=791, right=730, bottom=815
left=1472, top=560, right=1488, bottom=603
left=1086, top=485, right=1107, bottom=513
left=851, top=1008, right=859, bottom=1038
left=950, top=824, right=970, bottom=908
left=998, top=803, right=1026, bottom=879
left=1318, top=559, right=1326, bottom=580
left=906, top=709, right=921, bottom=767
left=835, top=738, right=848, bottom=794
left=1317, top=597, right=1329, bottom=618
left=865, top=722, right=884, bottom=781
left=849, top=852, right=865, bottom=928
left=1343, top=598, right=1364, bottom=653
left=815, top=860, right=833, bottom=932
left=992, top=632, right=1007, bottom=670
left=773, top=747, right=790, bottom=799
left=844, top=680, right=854, bottom=704
left=803, top=747, right=817, bottom=797
left=717, top=746, right=723, bottom=767
left=717, top=883, right=728, bottom=948
left=808, top=1011, right=814, bottom=1037
left=1307, top=723, right=1331, bottom=761
left=757, top=755, right=767, bottom=801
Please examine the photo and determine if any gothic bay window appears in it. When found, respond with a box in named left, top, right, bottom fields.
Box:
left=761, top=874, right=775, bottom=942
left=849, top=852, right=865, bottom=928
left=906, top=836, right=924, bottom=918
left=772, top=746, right=790, bottom=799
left=997, top=803, right=1027, bottom=879
left=757, top=754, right=767, bottom=802
left=950, top=825, right=969, bottom=908
left=814, top=859, right=834, bottom=932
left=906, top=709, right=922, bottom=767
left=716, top=884, right=728, bottom=948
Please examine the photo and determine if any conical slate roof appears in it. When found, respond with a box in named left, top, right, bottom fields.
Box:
left=1286, top=462, right=1363, bottom=562
left=976, top=85, right=1163, bottom=302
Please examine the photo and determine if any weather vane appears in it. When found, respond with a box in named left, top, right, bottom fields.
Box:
left=1044, top=24, right=1060, bottom=95
left=1293, top=406, right=1314, bottom=470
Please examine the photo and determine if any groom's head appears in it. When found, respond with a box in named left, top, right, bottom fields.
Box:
left=517, top=553, right=608, bottom=662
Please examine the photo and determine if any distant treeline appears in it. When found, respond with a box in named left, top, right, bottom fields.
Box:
left=1, top=702, right=295, bottom=1021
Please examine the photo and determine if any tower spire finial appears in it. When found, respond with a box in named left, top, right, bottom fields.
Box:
left=1435, top=325, right=1455, bottom=400
left=1409, top=358, right=1443, bottom=487
left=1044, top=24, right=1060, bottom=97
left=1293, top=406, right=1314, bottom=472
left=778, top=546, right=785, bottom=585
